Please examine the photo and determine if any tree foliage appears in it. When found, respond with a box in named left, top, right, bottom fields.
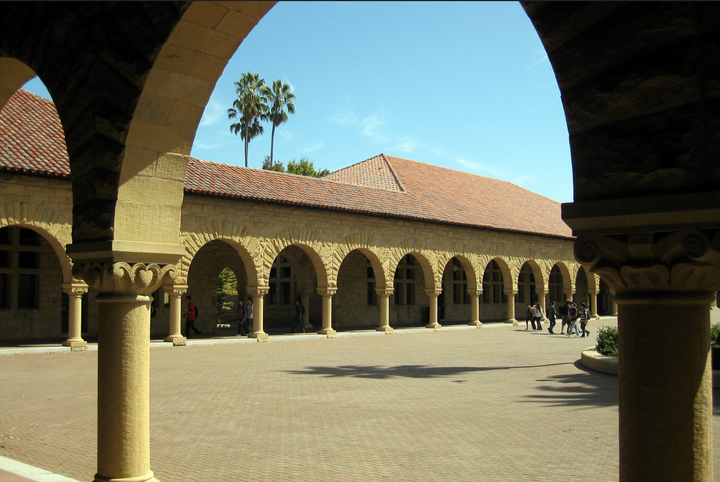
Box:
left=216, top=267, right=237, bottom=316
left=266, top=80, right=296, bottom=165
left=287, top=157, right=330, bottom=177
left=228, top=72, right=270, bottom=167
left=262, top=155, right=285, bottom=172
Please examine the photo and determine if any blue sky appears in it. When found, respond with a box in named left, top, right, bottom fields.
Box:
left=22, top=1, right=573, bottom=203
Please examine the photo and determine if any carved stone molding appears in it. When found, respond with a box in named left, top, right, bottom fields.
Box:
left=375, top=289, right=394, bottom=297
left=163, top=283, right=188, bottom=297
left=317, top=288, right=337, bottom=297
left=425, top=289, right=443, bottom=298
left=574, top=230, right=720, bottom=293
left=247, top=287, right=269, bottom=297
left=72, top=262, right=178, bottom=295
left=62, top=282, right=88, bottom=297
left=467, top=289, right=482, bottom=297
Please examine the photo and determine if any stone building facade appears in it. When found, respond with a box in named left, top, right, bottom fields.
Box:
left=0, top=89, right=595, bottom=341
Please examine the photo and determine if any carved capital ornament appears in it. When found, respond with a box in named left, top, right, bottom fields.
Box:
left=72, top=262, right=178, bottom=295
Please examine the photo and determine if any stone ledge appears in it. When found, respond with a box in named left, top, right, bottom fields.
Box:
left=581, top=347, right=720, bottom=388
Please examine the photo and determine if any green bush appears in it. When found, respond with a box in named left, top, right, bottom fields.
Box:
left=596, top=326, right=619, bottom=357
left=711, top=323, right=720, bottom=346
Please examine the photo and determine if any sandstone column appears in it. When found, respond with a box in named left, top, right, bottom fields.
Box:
left=467, top=289, right=482, bottom=327
left=425, top=289, right=442, bottom=331
left=504, top=289, right=518, bottom=325
left=74, top=262, right=176, bottom=482
left=573, top=231, right=720, bottom=482
left=163, top=283, right=187, bottom=345
left=62, top=282, right=88, bottom=350
left=317, top=288, right=336, bottom=337
left=247, top=287, right=269, bottom=342
left=588, top=290, right=598, bottom=318
left=536, top=290, right=547, bottom=320
left=302, top=291, right=313, bottom=330
left=375, top=288, right=393, bottom=333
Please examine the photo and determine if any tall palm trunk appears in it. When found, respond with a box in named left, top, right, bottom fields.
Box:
left=270, top=123, right=276, bottom=165
left=243, top=125, right=249, bottom=167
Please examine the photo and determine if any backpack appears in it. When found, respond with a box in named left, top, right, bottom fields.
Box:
left=193, top=304, right=199, bottom=319
left=558, top=303, right=569, bottom=316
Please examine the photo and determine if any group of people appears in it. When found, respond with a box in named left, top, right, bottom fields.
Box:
left=182, top=294, right=308, bottom=338
left=525, top=300, right=591, bottom=338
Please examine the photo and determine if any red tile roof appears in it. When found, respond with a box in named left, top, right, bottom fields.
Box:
left=0, top=89, right=573, bottom=239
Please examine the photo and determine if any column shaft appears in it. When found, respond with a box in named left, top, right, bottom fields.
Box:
left=95, top=295, right=157, bottom=482
left=376, top=291, right=393, bottom=333
left=425, top=292, right=441, bottom=331
left=468, top=289, right=482, bottom=327
left=248, top=289, right=268, bottom=342
left=505, top=290, right=518, bottom=325
left=617, top=293, right=713, bottom=482
left=62, top=283, right=88, bottom=350
left=317, top=290, right=336, bottom=337
left=163, top=284, right=186, bottom=345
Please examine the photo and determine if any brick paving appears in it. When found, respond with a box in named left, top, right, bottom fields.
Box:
left=1, top=317, right=719, bottom=482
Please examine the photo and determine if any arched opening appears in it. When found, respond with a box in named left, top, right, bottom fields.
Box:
left=517, top=262, right=537, bottom=306
left=0, top=225, right=83, bottom=340
left=390, top=253, right=430, bottom=327
left=440, top=257, right=471, bottom=324
left=482, top=259, right=508, bottom=321
left=334, top=249, right=380, bottom=330
left=573, top=267, right=589, bottom=308
left=186, top=240, right=248, bottom=337
left=265, top=245, right=318, bottom=333
left=548, top=264, right=564, bottom=305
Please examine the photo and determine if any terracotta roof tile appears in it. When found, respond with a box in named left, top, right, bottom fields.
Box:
left=0, top=89, right=574, bottom=240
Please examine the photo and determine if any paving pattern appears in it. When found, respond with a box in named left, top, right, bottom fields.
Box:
left=1, top=317, right=720, bottom=482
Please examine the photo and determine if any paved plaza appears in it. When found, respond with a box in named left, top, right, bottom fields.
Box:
left=1, top=317, right=720, bottom=482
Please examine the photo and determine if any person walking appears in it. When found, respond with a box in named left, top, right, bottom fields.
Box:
left=245, top=297, right=254, bottom=335
left=566, top=302, right=580, bottom=337
left=236, top=299, right=247, bottom=336
left=291, top=299, right=305, bottom=333
left=533, top=302, right=544, bottom=332
left=526, top=304, right=534, bottom=331
left=183, top=295, right=202, bottom=338
left=547, top=301, right=557, bottom=334
left=579, top=302, right=591, bottom=338
left=558, top=300, right=570, bottom=334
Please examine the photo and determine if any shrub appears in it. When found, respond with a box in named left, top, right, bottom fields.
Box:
left=596, top=326, right=619, bottom=357
left=711, top=323, right=720, bottom=346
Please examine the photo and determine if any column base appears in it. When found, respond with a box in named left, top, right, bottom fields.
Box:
left=425, top=322, right=442, bottom=331
left=94, top=471, right=159, bottom=482
left=248, top=331, right=269, bottom=342
left=376, top=325, right=394, bottom=334
left=468, top=321, right=483, bottom=328
left=318, top=328, right=337, bottom=338
left=505, top=318, right=518, bottom=325
left=62, top=339, right=87, bottom=351
left=163, top=334, right=186, bottom=343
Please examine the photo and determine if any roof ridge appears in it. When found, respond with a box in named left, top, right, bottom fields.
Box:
left=379, top=153, right=405, bottom=193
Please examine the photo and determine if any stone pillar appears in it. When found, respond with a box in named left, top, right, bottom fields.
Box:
left=504, top=289, right=518, bottom=325
left=425, top=289, right=442, bottom=331
left=467, top=289, right=482, bottom=327
left=611, top=290, right=618, bottom=316
left=563, top=290, right=574, bottom=305
left=247, top=287, right=269, bottom=342
left=588, top=290, right=598, bottom=318
left=375, top=288, right=393, bottom=333
left=302, top=291, right=313, bottom=329
left=317, top=288, right=336, bottom=337
left=73, top=262, right=176, bottom=482
left=573, top=230, right=720, bottom=482
left=163, top=284, right=187, bottom=345
left=62, top=282, right=88, bottom=350
left=536, top=290, right=547, bottom=320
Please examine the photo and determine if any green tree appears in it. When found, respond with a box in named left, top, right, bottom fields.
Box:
left=228, top=72, right=270, bottom=167
left=262, top=155, right=285, bottom=172
left=266, top=80, right=296, bottom=166
left=286, top=157, right=330, bottom=178
left=216, top=268, right=238, bottom=319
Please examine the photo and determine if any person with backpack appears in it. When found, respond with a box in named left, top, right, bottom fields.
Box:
left=579, top=302, right=591, bottom=338
left=183, top=295, right=202, bottom=338
left=245, top=297, right=254, bottom=335
left=547, top=301, right=557, bottom=334
left=291, top=299, right=306, bottom=333
left=532, top=302, right=544, bottom=332
left=236, top=299, right=247, bottom=336
left=566, top=302, right=580, bottom=337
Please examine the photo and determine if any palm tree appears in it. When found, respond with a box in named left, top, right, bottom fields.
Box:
left=266, top=80, right=296, bottom=166
left=227, top=72, right=270, bottom=167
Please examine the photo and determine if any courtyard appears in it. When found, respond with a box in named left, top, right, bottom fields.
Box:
left=1, top=316, right=719, bottom=481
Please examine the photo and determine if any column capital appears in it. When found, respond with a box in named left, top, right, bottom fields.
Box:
left=72, top=261, right=178, bottom=296
left=62, top=282, right=88, bottom=297
left=163, top=283, right=188, bottom=297
left=574, top=229, right=720, bottom=294
left=504, top=289, right=518, bottom=296
left=425, top=289, right=442, bottom=297
left=535, top=290, right=547, bottom=296
left=247, top=286, right=269, bottom=297
left=467, top=289, right=482, bottom=297
left=375, top=288, right=394, bottom=297
left=317, top=287, right=337, bottom=297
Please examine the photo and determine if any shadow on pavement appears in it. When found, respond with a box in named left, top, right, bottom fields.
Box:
left=282, top=362, right=574, bottom=379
